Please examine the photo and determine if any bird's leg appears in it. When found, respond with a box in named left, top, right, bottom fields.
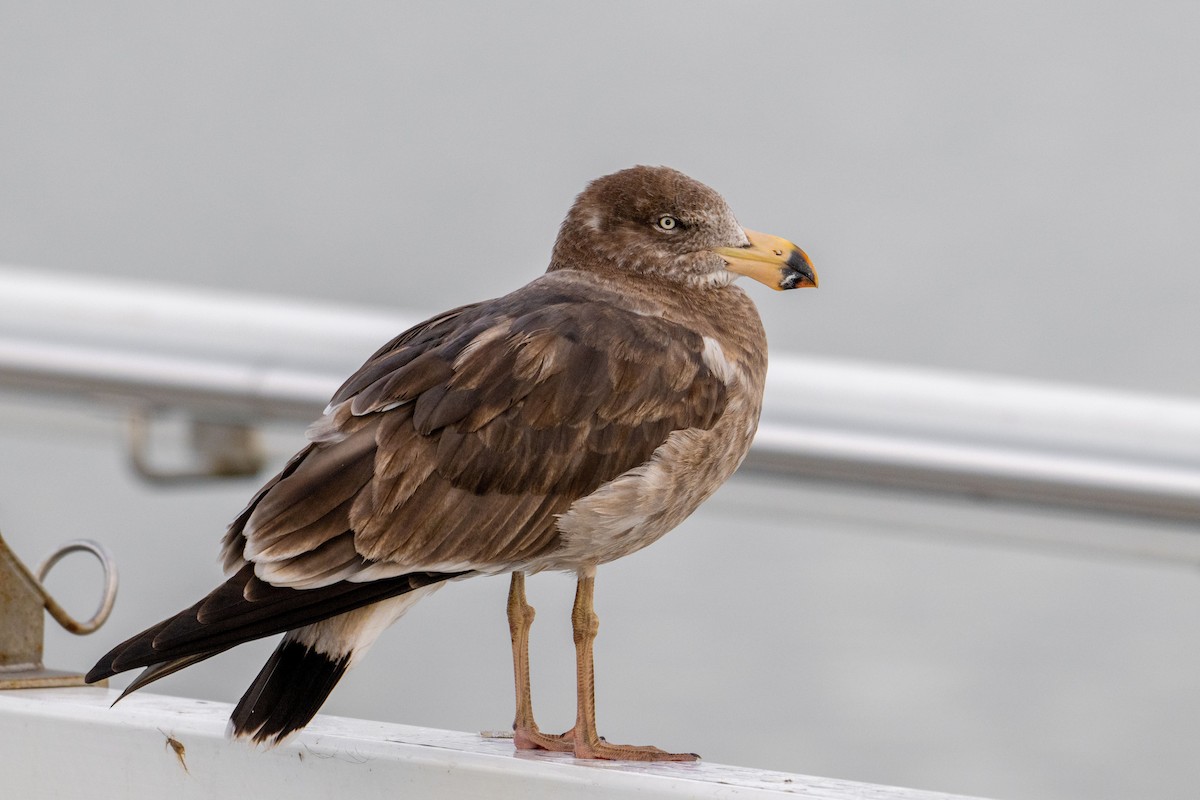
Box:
left=508, top=571, right=574, bottom=752
left=568, top=568, right=699, bottom=762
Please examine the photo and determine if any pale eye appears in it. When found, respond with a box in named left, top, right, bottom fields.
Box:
left=656, top=215, right=679, bottom=231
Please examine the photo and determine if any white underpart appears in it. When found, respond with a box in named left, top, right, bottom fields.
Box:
left=289, top=584, right=442, bottom=666
left=548, top=349, right=757, bottom=570
left=551, top=427, right=708, bottom=568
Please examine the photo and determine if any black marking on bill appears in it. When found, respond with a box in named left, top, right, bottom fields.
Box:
left=779, top=250, right=816, bottom=290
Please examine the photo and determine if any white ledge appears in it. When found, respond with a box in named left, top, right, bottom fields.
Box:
left=0, top=687, right=987, bottom=799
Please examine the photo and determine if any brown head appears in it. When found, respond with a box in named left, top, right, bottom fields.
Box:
left=549, top=165, right=817, bottom=291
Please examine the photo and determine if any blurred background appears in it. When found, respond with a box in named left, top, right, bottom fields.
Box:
left=2, top=3, right=1199, bottom=799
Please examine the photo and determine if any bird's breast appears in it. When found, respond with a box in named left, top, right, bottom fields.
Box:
left=541, top=384, right=761, bottom=572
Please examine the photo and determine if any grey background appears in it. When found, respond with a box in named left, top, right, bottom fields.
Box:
left=2, top=3, right=1199, bottom=799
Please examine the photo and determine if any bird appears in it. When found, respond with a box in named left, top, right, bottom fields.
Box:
left=87, top=165, right=817, bottom=761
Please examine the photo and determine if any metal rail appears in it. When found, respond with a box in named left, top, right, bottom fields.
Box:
left=2, top=265, right=1199, bottom=522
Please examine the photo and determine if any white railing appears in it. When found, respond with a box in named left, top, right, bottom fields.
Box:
left=0, top=688, right=987, bottom=800
left=2, top=264, right=1200, bottom=522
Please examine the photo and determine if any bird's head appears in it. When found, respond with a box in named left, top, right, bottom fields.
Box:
left=550, top=165, right=817, bottom=291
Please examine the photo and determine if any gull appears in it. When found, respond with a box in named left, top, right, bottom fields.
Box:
left=88, top=165, right=817, bottom=761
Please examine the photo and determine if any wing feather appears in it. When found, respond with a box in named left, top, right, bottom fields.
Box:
left=223, top=276, right=730, bottom=586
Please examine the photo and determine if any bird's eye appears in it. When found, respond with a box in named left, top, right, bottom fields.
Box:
left=656, top=215, right=679, bottom=231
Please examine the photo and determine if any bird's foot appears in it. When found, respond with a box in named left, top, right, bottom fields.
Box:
left=513, top=725, right=576, bottom=753
left=572, top=734, right=699, bottom=762
left=513, top=724, right=698, bottom=762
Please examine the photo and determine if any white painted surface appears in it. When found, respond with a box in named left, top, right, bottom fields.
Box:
left=0, top=688, right=987, bottom=800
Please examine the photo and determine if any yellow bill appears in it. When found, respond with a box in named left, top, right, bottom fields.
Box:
left=713, top=229, right=818, bottom=291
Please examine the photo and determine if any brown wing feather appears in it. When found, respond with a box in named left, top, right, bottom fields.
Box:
left=222, top=277, right=729, bottom=585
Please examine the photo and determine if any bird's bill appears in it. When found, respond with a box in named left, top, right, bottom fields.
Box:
left=713, top=229, right=818, bottom=291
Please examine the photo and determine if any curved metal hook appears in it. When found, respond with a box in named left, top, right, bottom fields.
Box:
left=35, top=540, right=119, bottom=635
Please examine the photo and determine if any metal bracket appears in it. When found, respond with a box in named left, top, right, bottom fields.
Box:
left=128, top=408, right=266, bottom=484
left=0, top=531, right=118, bottom=689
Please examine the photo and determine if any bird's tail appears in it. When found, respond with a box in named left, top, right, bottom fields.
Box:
left=229, top=635, right=351, bottom=745
left=228, top=584, right=442, bottom=745
left=87, top=563, right=465, bottom=746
